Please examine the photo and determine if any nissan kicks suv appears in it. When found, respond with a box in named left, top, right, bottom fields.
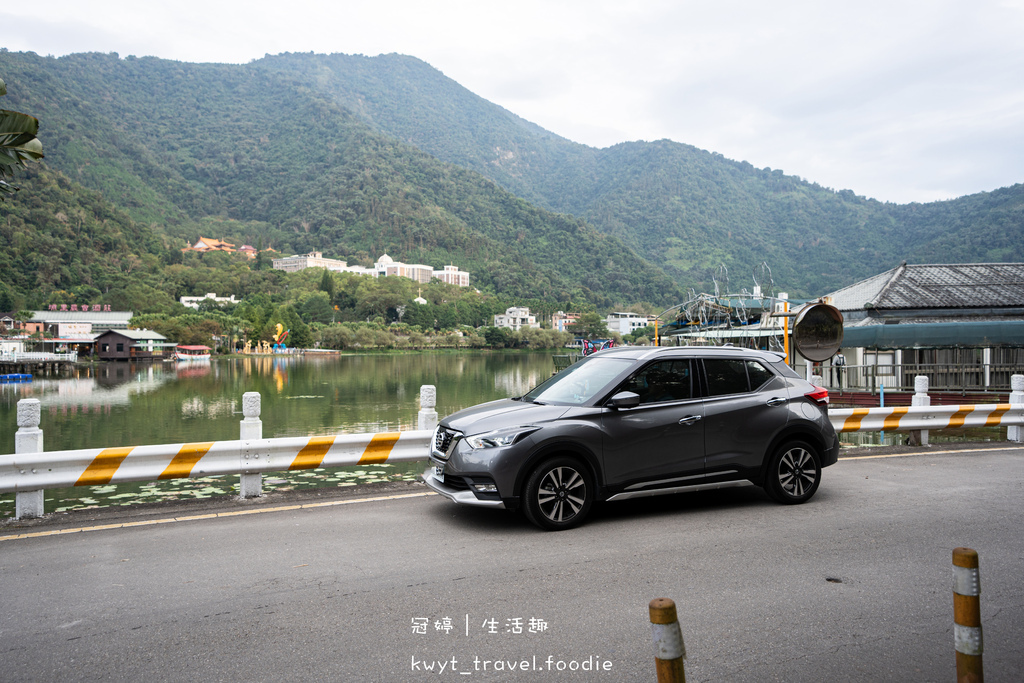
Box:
left=424, top=346, right=839, bottom=530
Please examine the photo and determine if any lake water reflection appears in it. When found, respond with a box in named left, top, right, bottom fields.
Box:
left=0, top=351, right=557, bottom=517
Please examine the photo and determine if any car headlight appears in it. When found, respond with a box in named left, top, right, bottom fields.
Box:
left=465, top=426, right=539, bottom=449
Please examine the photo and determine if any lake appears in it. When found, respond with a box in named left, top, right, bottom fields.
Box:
left=0, top=351, right=557, bottom=518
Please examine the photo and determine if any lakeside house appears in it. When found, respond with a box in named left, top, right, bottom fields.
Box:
left=494, top=307, right=539, bottom=331
left=604, top=312, right=655, bottom=335
left=95, top=329, right=175, bottom=362
left=552, top=311, right=580, bottom=333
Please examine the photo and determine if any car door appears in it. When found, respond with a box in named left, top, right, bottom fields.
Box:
left=700, top=357, right=790, bottom=474
left=601, top=358, right=706, bottom=487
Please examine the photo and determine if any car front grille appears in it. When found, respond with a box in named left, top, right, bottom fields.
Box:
left=432, top=425, right=461, bottom=461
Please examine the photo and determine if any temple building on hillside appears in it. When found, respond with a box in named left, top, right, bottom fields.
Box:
left=183, top=237, right=257, bottom=259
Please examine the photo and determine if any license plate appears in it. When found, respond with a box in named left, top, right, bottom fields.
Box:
left=434, top=463, right=445, bottom=482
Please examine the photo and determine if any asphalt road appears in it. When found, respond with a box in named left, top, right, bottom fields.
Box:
left=1, top=445, right=1022, bottom=682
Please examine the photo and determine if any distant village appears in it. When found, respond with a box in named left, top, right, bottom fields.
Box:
left=184, top=238, right=471, bottom=287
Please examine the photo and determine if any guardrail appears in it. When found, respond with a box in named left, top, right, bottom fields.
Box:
left=830, top=403, right=1024, bottom=433
left=2, top=378, right=1021, bottom=521
left=828, top=374, right=1024, bottom=446
left=0, top=351, right=79, bottom=363
left=3, top=386, right=440, bottom=520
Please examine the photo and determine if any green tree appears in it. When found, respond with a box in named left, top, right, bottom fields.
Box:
left=299, top=291, right=333, bottom=324
left=319, top=269, right=336, bottom=302
left=0, top=78, right=44, bottom=199
left=568, top=312, right=610, bottom=340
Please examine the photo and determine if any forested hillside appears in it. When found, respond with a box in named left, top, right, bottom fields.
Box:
left=257, top=52, right=1024, bottom=294
left=0, top=50, right=681, bottom=312
left=1, top=48, right=1022, bottom=317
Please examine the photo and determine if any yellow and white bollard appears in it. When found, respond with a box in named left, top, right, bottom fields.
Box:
left=649, top=598, right=686, bottom=683
left=953, top=547, right=983, bottom=683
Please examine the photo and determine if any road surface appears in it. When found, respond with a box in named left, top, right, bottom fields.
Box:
left=2, top=444, right=1022, bottom=681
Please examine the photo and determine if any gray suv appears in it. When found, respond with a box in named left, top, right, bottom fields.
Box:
left=424, top=346, right=839, bottom=530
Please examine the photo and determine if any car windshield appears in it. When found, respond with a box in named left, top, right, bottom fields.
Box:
left=523, top=356, right=633, bottom=405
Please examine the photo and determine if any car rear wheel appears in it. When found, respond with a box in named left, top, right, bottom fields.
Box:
left=522, top=457, right=594, bottom=531
left=765, top=440, right=821, bottom=504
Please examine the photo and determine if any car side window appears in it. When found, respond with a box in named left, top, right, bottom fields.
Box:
left=746, top=360, right=775, bottom=390
left=621, top=360, right=692, bottom=404
left=704, top=358, right=749, bottom=396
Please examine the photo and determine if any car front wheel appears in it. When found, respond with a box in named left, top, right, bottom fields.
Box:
left=765, top=440, right=821, bottom=504
left=522, top=457, right=594, bottom=531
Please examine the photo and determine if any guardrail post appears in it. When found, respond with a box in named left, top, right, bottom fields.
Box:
left=1009, top=375, right=1023, bottom=443
left=239, top=392, right=263, bottom=498
left=14, top=398, right=44, bottom=519
left=418, top=385, right=438, bottom=431
left=953, top=547, right=983, bottom=682
left=649, top=598, right=686, bottom=683
left=909, top=375, right=930, bottom=446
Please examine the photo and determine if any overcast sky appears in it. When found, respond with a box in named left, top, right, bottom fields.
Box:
left=3, top=1, right=1023, bottom=204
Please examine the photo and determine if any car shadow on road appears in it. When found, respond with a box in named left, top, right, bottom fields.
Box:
left=424, top=484, right=837, bottom=534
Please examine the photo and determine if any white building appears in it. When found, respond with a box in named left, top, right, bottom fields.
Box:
left=604, top=312, right=654, bottom=335
left=376, top=254, right=434, bottom=284
left=433, top=264, right=471, bottom=287
left=180, top=293, right=239, bottom=310
left=494, top=307, right=539, bottom=331
left=271, top=251, right=470, bottom=287
left=272, top=252, right=348, bottom=273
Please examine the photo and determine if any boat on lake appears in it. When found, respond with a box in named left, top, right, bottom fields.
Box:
left=174, top=345, right=212, bottom=362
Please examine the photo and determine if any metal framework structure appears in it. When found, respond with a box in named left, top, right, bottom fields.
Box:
left=656, top=263, right=789, bottom=352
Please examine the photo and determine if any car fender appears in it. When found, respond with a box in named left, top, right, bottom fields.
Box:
left=755, top=422, right=832, bottom=485
left=511, top=435, right=603, bottom=501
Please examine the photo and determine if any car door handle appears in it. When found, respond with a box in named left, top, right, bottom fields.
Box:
left=678, top=415, right=702, bottom=425
left=766, top=397, right=787, bottom=406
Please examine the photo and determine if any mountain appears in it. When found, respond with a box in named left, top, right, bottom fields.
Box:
left=0, top=50, right=682, bottom=309
left=1, top=49, right=1021, bottom=311
left=254, top=52, right=1024, bottom=295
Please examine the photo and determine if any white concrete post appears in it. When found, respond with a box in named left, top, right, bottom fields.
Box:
left=418, top=385, right=438, bottom=431
left=1009, top=374, right=1024, bottom=443
left=15, top=399, right=45, bottom=519
left=910, top=375, right=931, bottom=446
left=239, top=392, right=263, bottom=498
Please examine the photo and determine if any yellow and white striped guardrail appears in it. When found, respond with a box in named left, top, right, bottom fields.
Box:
left=0, top=431, right=432, bottom=494
left=830, top=404, right=1024, bottom=433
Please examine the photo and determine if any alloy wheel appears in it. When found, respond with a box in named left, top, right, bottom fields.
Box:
left=536, top=466, right=588, bottom=523
left=777, top=446, right=818, bottom=498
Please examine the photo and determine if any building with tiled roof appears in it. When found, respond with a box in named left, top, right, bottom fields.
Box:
left=187, top=237, right=236, bottom=252
left=821, top=262, right=1024, bottom=390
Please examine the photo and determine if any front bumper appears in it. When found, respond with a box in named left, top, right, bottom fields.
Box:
left=422, top=468, right=506, bottom=509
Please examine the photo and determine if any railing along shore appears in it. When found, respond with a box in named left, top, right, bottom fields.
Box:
left=2, top=378, right=1022, bottom=521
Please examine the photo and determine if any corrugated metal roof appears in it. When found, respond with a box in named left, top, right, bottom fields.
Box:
left=97, top=328, right=168, bottom=341
left=827, top=263, right=1024, bottom=311
left=31, top=310, right=134, bottom=324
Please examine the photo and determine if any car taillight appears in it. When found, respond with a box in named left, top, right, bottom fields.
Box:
left=805, top=386, right=829, bottom=405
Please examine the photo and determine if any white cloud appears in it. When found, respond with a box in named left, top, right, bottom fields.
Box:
left=3, top=0, right=1023, bottom=203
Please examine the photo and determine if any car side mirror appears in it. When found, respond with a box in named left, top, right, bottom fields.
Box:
left=607, top=391, right=640, bottom=409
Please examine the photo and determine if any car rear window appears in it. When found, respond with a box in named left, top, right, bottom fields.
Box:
left=704, top=358, right=775, bottom=395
